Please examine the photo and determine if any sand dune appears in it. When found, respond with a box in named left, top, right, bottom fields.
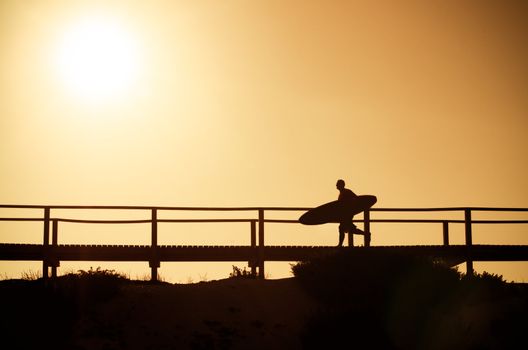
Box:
left=72, top=278, right=316, bottom=350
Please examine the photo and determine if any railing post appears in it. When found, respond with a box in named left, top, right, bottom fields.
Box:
left=364, top=210, right=371, bottom=247
left=150, top=209, right=159, bottom=282
left=250, top=220, right=257, bottom=277
left=258, top=209, right=265, bottom=279
left=42, top=208, right=50, bottom=280
left=442, top=221, right=449, bottom=246
left=51, top=219, right=60, bottom=279
left=464, top=209, right=474, bottom=275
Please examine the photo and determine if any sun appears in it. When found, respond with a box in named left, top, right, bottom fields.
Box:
left=55, top=15, right=141, bottom=103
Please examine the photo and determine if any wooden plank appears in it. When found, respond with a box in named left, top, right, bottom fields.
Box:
left=2, top=243, right=528, bottom=260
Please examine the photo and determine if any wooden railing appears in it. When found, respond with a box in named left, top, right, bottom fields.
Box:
left=0, top=205, right=527, bottom=280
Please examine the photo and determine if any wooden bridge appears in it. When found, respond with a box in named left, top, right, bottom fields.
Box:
left=1, top=205, right=527, bottom=281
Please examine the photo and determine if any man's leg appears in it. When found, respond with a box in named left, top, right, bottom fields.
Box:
left=338, top=224, right=346, bottom=247
left=364, top=230, right=371, bottom=247
left=351, top=225, right=371, bottom=246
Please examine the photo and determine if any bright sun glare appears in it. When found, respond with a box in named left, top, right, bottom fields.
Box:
left=55, top=16, right=141, bottom=103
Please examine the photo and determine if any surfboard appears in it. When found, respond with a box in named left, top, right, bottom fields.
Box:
left=299, top=195, right=377, bottom=225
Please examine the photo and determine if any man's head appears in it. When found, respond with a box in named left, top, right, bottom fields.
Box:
left=336, top=179, right=345, bottom=190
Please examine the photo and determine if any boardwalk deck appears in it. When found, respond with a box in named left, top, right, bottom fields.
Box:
left=2, top=243, right=528, bottom=264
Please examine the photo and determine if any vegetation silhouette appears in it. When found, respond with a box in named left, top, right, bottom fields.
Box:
left=1, top=256, right=526, bottom=349
left=0, top=267, right=166, bottom=350
left=291, top=250, right=527, bottom=350
left=229, top=265, right=255, bottom=279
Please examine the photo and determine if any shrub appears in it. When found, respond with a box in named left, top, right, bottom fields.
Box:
left=291, top=250, right=524, bottom=350
left=56, top=266, right=129, bottom=306
left=229, top=265, right=254, bottom=279
left=292, top=250, right=461, bottom=308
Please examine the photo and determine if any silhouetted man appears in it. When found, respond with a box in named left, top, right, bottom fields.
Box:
left=336, top=179, right=370, bottom=247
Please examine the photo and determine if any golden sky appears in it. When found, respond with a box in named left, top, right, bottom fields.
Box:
left=1, top=1, right=527, bottom=282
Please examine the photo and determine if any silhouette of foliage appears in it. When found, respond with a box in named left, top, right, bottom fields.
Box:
left=57, top=266, right=128, bottom=305
left=229, top=265, right=255, bottom=279
left=0, top=267, right=132, bottom=349
left=292, top=250, right=527, bottom=350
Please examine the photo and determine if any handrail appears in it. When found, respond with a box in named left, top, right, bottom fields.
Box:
left=0, top=218, right=256, bottom=224
left=0, top=217, right=257, bottom=224
left=265, top=219, right=528, bottom=224
left=371, top=207, right=528, bottom=212
left=2, top=218, right=527, bottom=225
left=1, top=204, right=528, bottom=211
left=0, top=204, right=299, bottom=211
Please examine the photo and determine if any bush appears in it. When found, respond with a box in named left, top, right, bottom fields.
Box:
left=54, top=266, right=129, bottom=310
left=292, top=250, right=525, bottom=350
left=292, top=250, right=461, bottom=308
left=229, top=265, right=255, bottom=279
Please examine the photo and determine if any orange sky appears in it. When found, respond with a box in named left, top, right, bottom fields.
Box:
left=1, top=1, right=527, bottom=282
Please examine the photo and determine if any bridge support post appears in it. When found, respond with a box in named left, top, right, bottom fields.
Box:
left=258, top=209, right=265, bottom=279
left=51, top=219, right=60, bottom=279
left=364, top=210, right=371, bottom=247
left=150, top=209, right=159, bottom=282
left=42, top=208, right=50, bottom=281
left=443, top=221, right=449, bottom=246
left=465, top=209, right=474, bottom=275
left=250, top=221, right=257, bottom=277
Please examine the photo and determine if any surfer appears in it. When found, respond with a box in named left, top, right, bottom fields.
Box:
left=336, top=179, right=370, bottom=247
